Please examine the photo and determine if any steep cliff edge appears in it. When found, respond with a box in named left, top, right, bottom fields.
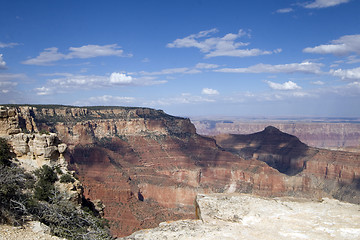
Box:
left=1, top=105, right=360, bottom=237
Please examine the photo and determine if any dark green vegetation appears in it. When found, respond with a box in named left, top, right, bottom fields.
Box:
left=0, top=138, right=112, bottom=239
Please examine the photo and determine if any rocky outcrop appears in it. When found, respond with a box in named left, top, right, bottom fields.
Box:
left=8, top=133, right=67, bottom=169
left=2, top=105, right=360, bottom=237
left=120, top=193, right=360, bottom=240
left=214, top=127, right=360, bottom=203
left=193, top=119, right=360, bottom=149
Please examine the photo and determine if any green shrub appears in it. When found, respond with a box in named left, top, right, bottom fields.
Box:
left=60, top=173, right=75, bottom=183
left=0, top=138, right=11, bottom=166
left=33, top=165, right=58, bottom=202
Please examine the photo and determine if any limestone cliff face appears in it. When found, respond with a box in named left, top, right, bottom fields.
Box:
left=2, top=105, right=360, bottom=237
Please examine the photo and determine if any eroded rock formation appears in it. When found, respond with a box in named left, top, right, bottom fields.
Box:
left=193, top=119, right=360, bottom=150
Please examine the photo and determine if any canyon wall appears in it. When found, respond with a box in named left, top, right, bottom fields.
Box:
left=1, top=105, right=360, bottom=237
left=192, top=120, right=360, bottom=150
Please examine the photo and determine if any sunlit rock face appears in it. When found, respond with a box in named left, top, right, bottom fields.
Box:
left=120, top=193, right=360, bottom=240
left=1, top=105, right=360, bottom=237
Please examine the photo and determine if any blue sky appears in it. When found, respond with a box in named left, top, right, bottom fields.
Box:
left=1, top=0, right=360, bottom=117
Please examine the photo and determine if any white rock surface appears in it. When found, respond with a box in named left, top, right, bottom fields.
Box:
left=120, top=193, right=360, bottom=240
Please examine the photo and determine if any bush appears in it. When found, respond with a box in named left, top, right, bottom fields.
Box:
left=0, top=138, right=11, bottom=166
left=0, top=164, right=34, bottom=225
left=60, top=173, right=75, bottom=183
left=0, top=138, right=112, bottom=239
left=33, top=165, right=58, bottom=202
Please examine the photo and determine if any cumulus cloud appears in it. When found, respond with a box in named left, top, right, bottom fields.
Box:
left=109, top=72, right=133, bottom=84
left=0, top=54, right=7, bottom=69
left=0, top=42, right=19, bottom=48
left=22, top=44, right=130, bottom=65
left=330, top=67, right=360, bottom=80
left=167, top=28, right=280, bottom=58
left=265, top=80, right=302, bottom=90
left=202, top=88, right=219, bottom=95
left=303, top=34, right=360, bottom=56
left=304, top=0, right=350, bottom=8
left=215, top=61, right=323, bottom=74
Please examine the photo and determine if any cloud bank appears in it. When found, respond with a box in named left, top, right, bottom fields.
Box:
left=167, top=29, right=281, bottom=58
left=22, top=44, right=131, bottom=65
left=303, top=34, right=360, bottom=56
left=35, top=72, right=165, bottom=95
left=304, top=0, right=350, bottom=9
left=215, top=61, right=323, bottom=74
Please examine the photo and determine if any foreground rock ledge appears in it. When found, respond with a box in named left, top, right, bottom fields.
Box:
left=120, top=193, right=360, bottom=240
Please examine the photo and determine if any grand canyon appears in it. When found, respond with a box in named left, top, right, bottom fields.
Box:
left=1, top=105, right=360, bottom=238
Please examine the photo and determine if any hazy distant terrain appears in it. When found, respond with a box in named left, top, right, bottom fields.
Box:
left=191, top=117, right=360, bottom=151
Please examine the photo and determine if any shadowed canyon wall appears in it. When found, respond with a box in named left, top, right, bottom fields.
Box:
left=193, top=119, right=360, bottom=150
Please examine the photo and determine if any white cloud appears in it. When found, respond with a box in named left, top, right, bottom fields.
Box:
left=0, top=42, right=19, bottom=48
left=35, top=72, right=165, bottom=95
left=311, top=80, right=325, bottom=85
left=195, top=63, right=219, bottom=69
left=330, top=67, right=360, bottom=80
left=304, top=0, right=350, bottom=8
left=140, top=67, right=197, bottom=75
left=167, top=28, right=280, bottom=58
left=346, top=55, right=360, bottom=64
left=88, top=95, right=135, bottom=104
left=147, top=94, right=216, bottom=106
left=109, top=72, right=133, bottom=84
left=0, top=54, right=7, bottom=69
left=265, top=80, right=302, bottom=90
left=202, top=88, right=219, bottom=95
left=67, top=44, right=127, bottom=59
left=22, top=47, right=66, bottom=65
left=215, top=61, right=323, bottom=74
left=0, top=73, right=23, bottom=94
left=276, top=8, right=294, bottom=13
left=35, top=86, right=53, bottom=96
left=303, top=34, right=360, bottom=56
left=0, top=73, right=27, bottom=81
left=22, top=44, right=130, bottom=65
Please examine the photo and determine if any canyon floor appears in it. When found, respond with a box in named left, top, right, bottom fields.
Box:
left=120, top=193, right=360, bottom=240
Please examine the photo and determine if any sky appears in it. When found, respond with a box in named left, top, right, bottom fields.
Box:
left=1, top=0, right=360, bottom=118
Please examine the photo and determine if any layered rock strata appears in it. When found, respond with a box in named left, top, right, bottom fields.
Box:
left=1, top=105, right=360, bottom=237
left=193, top=119, right=360, bottom=149
left=120, top=193, right=360, bottom=240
